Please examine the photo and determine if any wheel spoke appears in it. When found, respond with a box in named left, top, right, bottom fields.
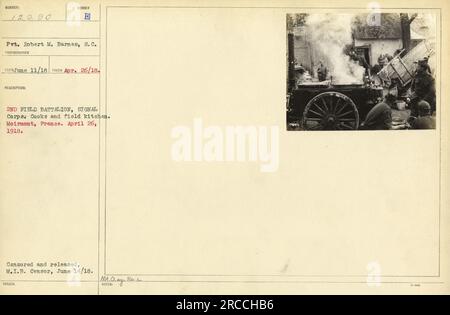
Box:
left=310, top=124, right=324, bottom=130
left=328, top=94, right=334, bottom=112
left=333, top=98, right=342, bottom=114
left=335, top=101, right=349, bottom=115
left=320, top=97, right=329, bottom=111
left=305, top=118, right=323, bottom=121
left=313, top=102, right=327, bottom=115
left=308, top=109, right=324, bottom=117
left=337, top=110, right=354, bottom=118
left=339, top=122, right=355, bottom=130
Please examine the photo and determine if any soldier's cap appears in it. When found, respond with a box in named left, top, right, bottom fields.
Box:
left=418, top=100, right=431, bottom=110
left=417, top=57, right=429, bottom=65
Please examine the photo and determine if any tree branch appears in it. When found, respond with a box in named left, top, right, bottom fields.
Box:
left=409, top=13, right=418, bottom=24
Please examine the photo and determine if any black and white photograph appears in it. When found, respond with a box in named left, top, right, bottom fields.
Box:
left=286, top=13, right=437, bottom=131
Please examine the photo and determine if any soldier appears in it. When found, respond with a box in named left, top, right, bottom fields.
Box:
left=410, top=100, right=436, bottom=129
left=409, top=58, right=436, bottom=116
left=419, top=56, right=432, bottom=74
left=317, top=61, right=328, bottom=81
left=349, top=49, right=370, bottom=76
left=360, top=94, right=396, bottom=130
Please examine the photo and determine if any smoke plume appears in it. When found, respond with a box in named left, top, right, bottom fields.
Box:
left=306, top=14, right=365, bottom=84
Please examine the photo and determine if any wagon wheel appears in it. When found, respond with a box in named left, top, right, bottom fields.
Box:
left=301, top=92, right=359, bottom=130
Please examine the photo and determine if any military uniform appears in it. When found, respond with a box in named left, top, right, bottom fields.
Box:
left=410, top=100, right=436, bottom=130
left=317, top=64, right=328, bottom=81
left=411, top=116, right=436, bottom=129
left=410, top=60, right=436, bottom=116
left=361, top=102, right=392, bottom=130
